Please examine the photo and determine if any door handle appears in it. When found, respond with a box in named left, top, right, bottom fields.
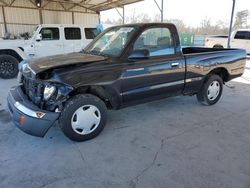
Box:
left=171, top=62, right=180, bottom=67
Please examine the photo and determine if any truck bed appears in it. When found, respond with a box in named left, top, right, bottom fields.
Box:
left=182, top=47, right=246, bottom=95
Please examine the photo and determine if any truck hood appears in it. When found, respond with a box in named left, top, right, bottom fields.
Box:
left=28, top=53, right=107, bottom=74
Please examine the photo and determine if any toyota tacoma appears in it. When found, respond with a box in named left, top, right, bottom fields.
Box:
left=7, top=23, right=247, bottom=141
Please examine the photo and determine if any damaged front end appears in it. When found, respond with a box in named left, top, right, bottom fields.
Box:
left=7, top=64, right=74, bottom=137
left=19, top=63, right=74, bottom=112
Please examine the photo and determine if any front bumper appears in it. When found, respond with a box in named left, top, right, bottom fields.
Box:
left=7, top=86, right=60, bottom=137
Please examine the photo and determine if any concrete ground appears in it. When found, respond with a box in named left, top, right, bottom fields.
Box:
left=0, top=61, right=250, bottom=188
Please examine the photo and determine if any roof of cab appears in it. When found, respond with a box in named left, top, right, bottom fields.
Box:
left=112, top=22, right=176, bottom=28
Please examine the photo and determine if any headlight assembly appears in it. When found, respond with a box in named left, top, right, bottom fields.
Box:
left=43, top=85, right=56, bottom=101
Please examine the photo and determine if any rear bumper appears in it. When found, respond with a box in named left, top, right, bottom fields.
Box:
left=7, top=86, right=60, bottom=137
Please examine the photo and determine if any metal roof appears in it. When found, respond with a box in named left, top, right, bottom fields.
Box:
left=0, top=0, right=144, bottom=13
left=81, top=0, right=144, bottom=12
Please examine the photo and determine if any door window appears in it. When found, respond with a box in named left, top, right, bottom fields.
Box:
left=234, top=31, right=250, bottom=40
left=246, top=32, right=250, bottom=40
left=40, top=27, right=59, bottom=40
left=85, top=28, right=100, bottom=39
left=133, top=27, right=175, bottom=57
left=64, top=27, right=81, bottom=40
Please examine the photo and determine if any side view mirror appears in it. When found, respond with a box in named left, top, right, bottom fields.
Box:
left=36, top=33, right=42, bottom=42
left=128, top=49, right=150, bottom=60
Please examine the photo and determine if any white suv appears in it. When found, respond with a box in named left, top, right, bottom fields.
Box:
left=0, top=24, right=101, bottom=78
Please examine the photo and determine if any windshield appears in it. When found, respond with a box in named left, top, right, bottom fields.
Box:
left=84, top=26, right=136, bottom=57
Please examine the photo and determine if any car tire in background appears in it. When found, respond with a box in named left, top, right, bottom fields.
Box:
left=213, top=44, right=224, bottom=48
left=59, top=94, right=107, bottom=142
left=0, top=55, right=19, bottom=79
left=196, top=74, right=223, bottom=105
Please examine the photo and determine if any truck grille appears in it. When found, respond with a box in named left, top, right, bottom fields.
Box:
left=21, top=75, right=44, bottom=107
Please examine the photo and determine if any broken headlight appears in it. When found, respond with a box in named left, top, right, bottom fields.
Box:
left=43, top=85, right=56, bottom=101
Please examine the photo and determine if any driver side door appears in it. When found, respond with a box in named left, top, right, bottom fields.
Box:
left=121, top=26, right=185, bottom=106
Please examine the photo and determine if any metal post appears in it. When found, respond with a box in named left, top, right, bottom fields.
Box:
left=161, top=0, right=164, bottom=22
left=1, top=6, right=7, bottom=34
left=154, top=0, right=164, bottom=22
left=123, top=6, right=125, bottom=24
left=39, top=8, right=43, bottom=24
left=72, top=12, right=75, bottom=24
left=227, top=0, right=236, bottom=48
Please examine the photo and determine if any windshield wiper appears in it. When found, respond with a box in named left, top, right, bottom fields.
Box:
left=86, top=50, right=109, bottom=57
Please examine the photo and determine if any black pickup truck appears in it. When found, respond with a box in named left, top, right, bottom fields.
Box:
left=7, top=23, right=246, bottom=141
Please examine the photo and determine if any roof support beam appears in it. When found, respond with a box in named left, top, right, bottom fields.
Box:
left=88, top=0, right=110, bottom=10
left=9, top=0, right=16, bottom=6
left=0, top=0, right=8, bottom=6
left=89, top=0, right=143, bottom=11
left=67, top=4, right=76, bottom=11
left=0, top=0, right=143, bottom=14
left=227, top=0, right=236, bottom=48
left=42, top=1, right=51, bottom=8
left=58, top=2, right=66, bottom=10
left=56, top=0, right=95, bottom=12
left=115, top=6, right=125, bottom=24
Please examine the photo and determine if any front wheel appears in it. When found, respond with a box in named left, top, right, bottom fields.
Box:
left=196, top=74, right=223, bottom=105
left=59, top=94, right=107, bottom=142
left=0, top=55, right=19, bottom=79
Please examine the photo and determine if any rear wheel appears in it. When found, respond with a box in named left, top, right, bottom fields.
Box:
left=59, top=94, right=107, bottom=142
left=196, top=74, right=223, bottom=105
left=0, top=55, right=19, bottom=79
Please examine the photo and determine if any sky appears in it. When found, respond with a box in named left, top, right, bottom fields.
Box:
left=100, top=0, right=250, bottom=27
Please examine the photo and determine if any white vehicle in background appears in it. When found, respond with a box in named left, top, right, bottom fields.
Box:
left=205, top=29, right=250, bottom=54
left=0, top=24, right=102, bottom=78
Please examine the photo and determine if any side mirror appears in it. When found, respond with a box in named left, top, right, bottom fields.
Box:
left=128, top=49, right=150, bottom=60
left=36, top=33, right=42, bottom=42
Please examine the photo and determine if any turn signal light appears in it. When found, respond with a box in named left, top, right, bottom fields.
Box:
left=20, top=115, right=25, bottom=125
left=36, top=112, right=45, bottom=118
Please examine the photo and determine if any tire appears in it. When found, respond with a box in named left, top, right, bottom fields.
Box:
left=59, top=94, right=107, bottom=142
left=213, top=44, right=224, bottom=48
left=196, top=74, right=223, bottom=105
left=0, top=55, right=19, bottom=79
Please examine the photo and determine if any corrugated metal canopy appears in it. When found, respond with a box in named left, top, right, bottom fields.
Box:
left=82, top=0, right=144, bottom=12
left=0, top=0, right=143, bottom=13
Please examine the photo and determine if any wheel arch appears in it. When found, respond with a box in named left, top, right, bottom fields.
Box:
left=69, top=85, right=121, bottom=109
left=208, top=67, right=229, bottom=82
left=0, top=49, right=23, bottom=62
